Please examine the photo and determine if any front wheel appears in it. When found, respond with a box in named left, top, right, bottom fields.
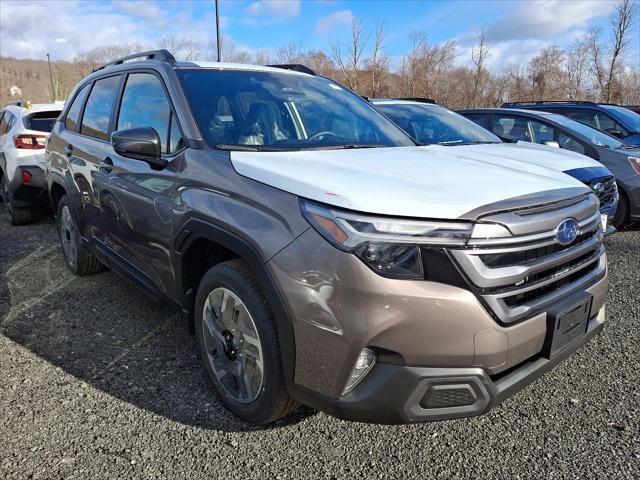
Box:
left=56, top=195, right=104, bottom=275
left=611, top=191, right=629, bottom=229
left=195, top=259, right=298, bottom=424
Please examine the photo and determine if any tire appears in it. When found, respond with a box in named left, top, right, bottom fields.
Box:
left=1, top=175, right=34, bottom=226
left=56, top=195, right=104, bottom=275
left=611, top=191, right=629, bottom=229
left=195, top=259, right=298, bottom=424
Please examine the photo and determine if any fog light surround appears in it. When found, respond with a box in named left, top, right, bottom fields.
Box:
left=342, top=348, right=377, bottom=395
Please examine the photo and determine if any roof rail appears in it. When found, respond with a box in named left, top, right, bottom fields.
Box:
left=394, top=97, right=437, bottom=104
left=501, top=100, right=598, bottom=107
left=6, top=100, right=27, bottom=107
left=93, top=49, right=176, bottom=72
left=267, top=64, right=316, bottom=75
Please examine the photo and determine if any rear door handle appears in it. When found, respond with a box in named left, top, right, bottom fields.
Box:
left=64, top=145, right=73, bottom=157
left=99, top=157, right=113, bottom=174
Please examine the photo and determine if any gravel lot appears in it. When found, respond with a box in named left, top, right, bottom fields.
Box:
left=1, top=212, right=639, bottom=479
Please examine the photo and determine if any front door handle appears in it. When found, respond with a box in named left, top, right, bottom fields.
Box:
left=99, top=157, right=113, bottom=174
left=64, top=144, right=73, bottom=157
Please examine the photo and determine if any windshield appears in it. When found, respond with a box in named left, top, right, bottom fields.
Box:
left=177, top=69, right=414, bottom=151
left=375, top=103, right=501, bottom=145
left=602, top=105, right=640, bottom=133
left=548, top=113, right=624, bottom=148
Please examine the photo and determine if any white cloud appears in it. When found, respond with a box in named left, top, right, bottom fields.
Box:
left=112, top=0, right=164, bottom=26
left=314, top=9, right=353, bottom=36
left=246, top=0, right=301, bottom=21
left=485, top=0, right=616, bottom=43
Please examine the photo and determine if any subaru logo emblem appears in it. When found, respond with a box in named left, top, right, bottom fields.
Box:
left=556, top=218, right=579, bottom=246
left=592, top=183, right=605, bottom=194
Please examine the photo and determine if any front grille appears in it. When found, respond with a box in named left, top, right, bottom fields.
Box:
left=583, top=176, right=617, bottom=209
left=450, top=194, right=606, bottom=324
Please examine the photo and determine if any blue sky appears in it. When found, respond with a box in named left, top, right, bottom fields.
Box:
left=1, top=0, right=637, bottom=70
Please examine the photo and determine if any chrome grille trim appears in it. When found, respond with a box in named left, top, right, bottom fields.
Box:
left=450, top=193, right=605, bottom=324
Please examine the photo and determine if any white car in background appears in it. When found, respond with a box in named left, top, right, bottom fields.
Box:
left=0, top=101, right=63, bottom=225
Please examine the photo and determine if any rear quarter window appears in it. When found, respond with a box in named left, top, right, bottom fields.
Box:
left=24, top=111, right=62, bottom=133
left=65, top=83, right=91, bottom=132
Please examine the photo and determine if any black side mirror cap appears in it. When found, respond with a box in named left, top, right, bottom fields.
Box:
left=111, top=127, right=167, bottom=169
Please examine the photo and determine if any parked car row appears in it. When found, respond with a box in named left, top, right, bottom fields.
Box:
left=0, top=50, right=634, bottom=425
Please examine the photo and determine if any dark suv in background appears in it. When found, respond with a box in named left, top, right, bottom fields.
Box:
left=502, top=101, right=640, bottom=147
left=460, top=107, right=640, bottom=227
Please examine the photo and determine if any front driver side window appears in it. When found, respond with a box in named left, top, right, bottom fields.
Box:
left=493, top=116, right=531, bottom=142
left=558, top=133, right=586, bottom=154
left=117, top=73, right=183, bottom=154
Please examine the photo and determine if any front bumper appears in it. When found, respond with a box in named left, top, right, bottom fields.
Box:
left=321, top=306, right=605, bottom=424
left=8, top=166, right=48, bottom=207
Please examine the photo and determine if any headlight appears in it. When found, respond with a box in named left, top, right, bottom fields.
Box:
left=300, top=200, right=473, bottom=279
left=628, top=156, right=640, bottom=175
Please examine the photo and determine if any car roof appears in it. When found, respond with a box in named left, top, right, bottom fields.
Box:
left=371, top=99, right=434, bottom=106
left=175, top=61, right=312, bottom=76
left=2, top=103, right=64, bottom=116
left=460, top=107, right=554, bottom=116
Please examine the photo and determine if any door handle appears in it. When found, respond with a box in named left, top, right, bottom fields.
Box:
left=64, top=144, right=73, bottom=157
left=99, top=157, right=113, bottom=174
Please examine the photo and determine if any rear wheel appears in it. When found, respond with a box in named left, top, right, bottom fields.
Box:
left=1, top=175, right=34, bottom=226
left=611, top=191, right=629, bottom=228
left=195, top=259, right=298, bottom=424
left=56, top=195, right=104, bottom=275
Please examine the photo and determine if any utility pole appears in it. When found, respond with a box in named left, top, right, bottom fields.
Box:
left=215, top=0, right=221, bottom=62
left=46, top=53, right=55, bottom=101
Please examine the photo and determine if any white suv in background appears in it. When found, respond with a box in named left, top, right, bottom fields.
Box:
left=0, top=101, right=63, bottom=224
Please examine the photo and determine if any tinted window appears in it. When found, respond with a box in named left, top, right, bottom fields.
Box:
left=602, top=105, right=640, bottom=133
left=377, top=104, right=500, bottom=145
left=177, top=69, right=413, bottom=150
left=493, top=115, right=532, bottom=142
left=81, top=76, right=121, bottom=140
left=529, top=120, right=555, bottom=143
left=564, top=109, right=625, bottom=134
left=4, top=113, right=16, bottom=132
left=117, top=73, right=181, bottom=154
left=65, top=84, right=90, bottom=132
left=461, top=113, right=490, bottom=129
left=0, top=112, right=6, bottom=133
left=548, top=113, right=623, bottom=148
left=168, top=113, right=184, bottom=153
left=25, top=110, right=62, bottom=133
left=559, top=133, right=585, bottom=154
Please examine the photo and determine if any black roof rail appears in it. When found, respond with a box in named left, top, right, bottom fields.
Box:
left=93, top=49, right=177, bottom=72
left=394, top=97, right=437, bottom=104
left=266, top=64, right=316, bottom=75
left=6, top=100, right=27, bottom=107
left=501, top=100, right=598, bottom=107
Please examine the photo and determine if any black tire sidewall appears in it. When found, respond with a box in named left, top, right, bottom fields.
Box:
left=195, top=262, right=284, bottom=423
left=612, top=192, right=629, bottom=228
left=56, top=195, right=82, bottom=273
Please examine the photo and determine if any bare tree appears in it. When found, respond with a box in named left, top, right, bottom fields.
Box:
left=527, top=45, right=565, bottom=99
left=590, top=0, right=638, bottom=102
left=157, top=33, right=201, bottom=61
left=330, top=17, right=369, bottom=91
left=275, top=41, right=305, bottom=64
left=470, top=28, right=491, bottom=107
left=564, top=40, right=591, bottom=99
left=368, top=22, right=388, bottom=97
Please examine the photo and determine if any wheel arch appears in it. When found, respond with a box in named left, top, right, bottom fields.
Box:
left=175, top=218, right=297, bottom=383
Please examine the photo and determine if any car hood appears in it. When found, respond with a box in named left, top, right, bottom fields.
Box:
left=230, top=146, right=588, bottom=219
left=439, top=141, right=605, bottom=172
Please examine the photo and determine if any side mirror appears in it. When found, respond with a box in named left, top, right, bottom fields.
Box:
left=111, top=127, right=166, bottom=169
left=542, top=140, right=560, bottom=148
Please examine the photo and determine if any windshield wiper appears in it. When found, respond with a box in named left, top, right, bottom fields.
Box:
left=215, top=144, right=291, bottom=152
left=437, top=140, right=501, bottom=146
left=324, top=143, right=387, bottom=150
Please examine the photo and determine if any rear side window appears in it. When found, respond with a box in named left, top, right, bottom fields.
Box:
left=65, top=84, right=90, bottom=132
left=25, top=111, right=62, bottom=133
left=81, top=76, right=121, bottom=140
left=462, top=113, right=489, bottom=129
left=528, top=120, right=556, bottom=143
left=493, top=115, right=531, bottom=142
left=117, top=73, right=182, bottom=154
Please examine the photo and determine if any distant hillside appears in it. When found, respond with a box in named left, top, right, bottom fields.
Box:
left=0, top=57, right=96, bottom=106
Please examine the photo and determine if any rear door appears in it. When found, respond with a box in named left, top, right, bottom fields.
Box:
left=93, top=71, right=185, bottom=298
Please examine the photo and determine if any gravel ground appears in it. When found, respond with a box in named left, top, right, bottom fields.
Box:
left=1, top=212, right=639, bottom=480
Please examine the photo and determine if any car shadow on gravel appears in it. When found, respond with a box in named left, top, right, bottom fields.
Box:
left=1, top=245, right=316, bottom=432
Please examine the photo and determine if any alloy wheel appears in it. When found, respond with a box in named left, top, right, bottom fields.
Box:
left=202, top=287, right=264, bottom=403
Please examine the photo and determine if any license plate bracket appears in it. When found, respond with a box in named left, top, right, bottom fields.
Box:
left=542, top=292, right=592, bottom=359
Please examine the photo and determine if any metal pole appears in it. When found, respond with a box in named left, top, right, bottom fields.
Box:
left=46, top=53, right=55, bottom=101
left=215, top=0, right=221, bottom=62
